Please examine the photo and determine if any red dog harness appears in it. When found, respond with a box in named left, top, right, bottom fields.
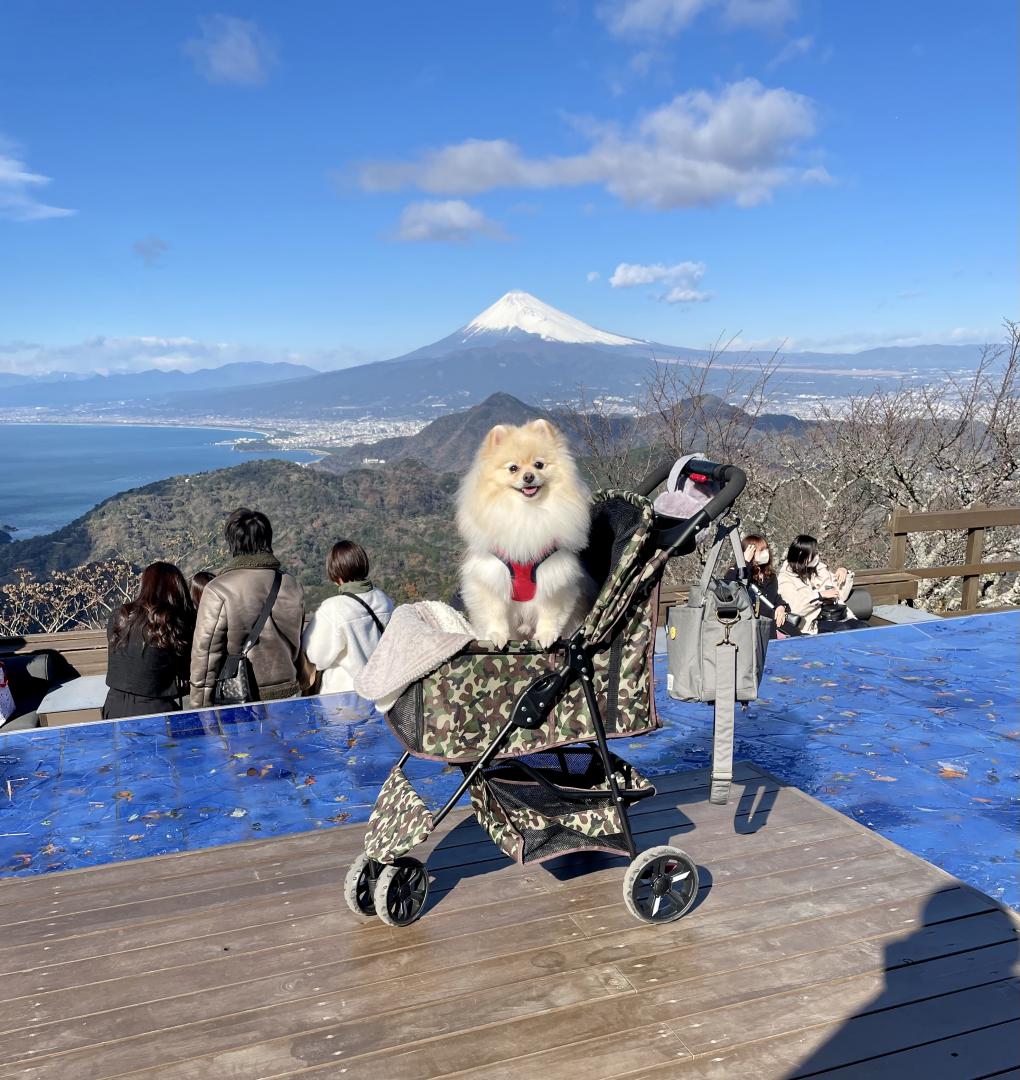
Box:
left=494, top=547, right=557, bottom=602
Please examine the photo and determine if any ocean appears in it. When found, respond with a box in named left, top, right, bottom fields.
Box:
left=0, top=423, right=318, bottom=539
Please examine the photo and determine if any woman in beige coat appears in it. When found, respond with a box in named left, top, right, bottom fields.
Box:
left=777, top=534, right=860, bottom=635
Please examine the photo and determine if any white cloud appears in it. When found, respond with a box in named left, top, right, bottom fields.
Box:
left=610, top=260, right=711, bottom=302
left=598, top=0, right=795, bottom=37
left=395, top=199, right=503, bottom=243
left=0, top=138, right=74, bottom=222
left=766, top=34, right=814, bottom=70
left=0, top=336, right=373, bottom=376
left=587, top=271, right=601, bottom=282
left=184, top=15, right=275, bottom=86
left=132, top=236, right=169, bottom=267
left=357, top=80, right=825, bottom=211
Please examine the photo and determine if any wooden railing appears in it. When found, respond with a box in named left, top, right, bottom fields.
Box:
left=888, top=505, right=1020, bottom=615
left=0, top=629, right=109, bottom=676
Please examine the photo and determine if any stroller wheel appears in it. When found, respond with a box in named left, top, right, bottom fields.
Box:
left=373, top=857, right=430, bottom=927
left=623, top=846, right=699, bottom=924
left=343, top=853, right=381, bottom=918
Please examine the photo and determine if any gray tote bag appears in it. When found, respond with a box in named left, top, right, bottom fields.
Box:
left=665, top=526, right=770, bottom=804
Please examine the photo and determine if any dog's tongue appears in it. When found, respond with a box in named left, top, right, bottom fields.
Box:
left=522, top=486, right=539, bottom=497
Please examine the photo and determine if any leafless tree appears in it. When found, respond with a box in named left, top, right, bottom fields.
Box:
left=0, top=560, right=140, bottom=636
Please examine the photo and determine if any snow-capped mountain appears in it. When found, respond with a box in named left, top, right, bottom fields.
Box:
left=94, top=291, right=989, bottom=420
left=460, top=290, right=643, bottom=347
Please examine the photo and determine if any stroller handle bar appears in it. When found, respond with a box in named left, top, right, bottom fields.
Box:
left=639, top=457, right=747, bottom=518
left=640, top=457, right=748, bottom=553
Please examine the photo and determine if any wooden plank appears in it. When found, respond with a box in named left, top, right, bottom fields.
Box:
left=0, top=836, right=929, bottom=1028
left=619, top=1019, right=1020, bottom=1079
left=263, top=944, right=1019, bottom=1080
left=39, top=707, right=102, bottom=728
left=908, top=559, right=1020, bottom=579
left=419, top=1023, right=692, bottom=1079
left=666, top=962, right=1019, bottom=1058
left=886, top=506, right=1020, bottom=532
left=0, top=816, right=859, bottom=994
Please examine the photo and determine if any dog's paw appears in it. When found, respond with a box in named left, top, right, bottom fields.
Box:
left=485, top=630, right=510, bottom=649
left=535, top=625, right=561, bottom=650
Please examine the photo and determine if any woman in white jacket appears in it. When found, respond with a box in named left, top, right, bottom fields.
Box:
left=301, top=540, right=393, bottom=695
left=777, top=534, right=865, bottom=635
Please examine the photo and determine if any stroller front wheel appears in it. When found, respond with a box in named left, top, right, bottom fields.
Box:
left=623, top=846, right=700, bottom=924
left=343, top=853, right=381, bottom=919
left=373, top=857, right=430, bottom=927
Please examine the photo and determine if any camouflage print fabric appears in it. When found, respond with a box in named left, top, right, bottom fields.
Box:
left=468, top=756, right=655, bottom=865
left=363, top=764, right=435, bottom=864
left=582, top=490, right=660, bottom=645
left=467, top=775, right=520, bottom=861
left=383, top=489, right=670, bottom=762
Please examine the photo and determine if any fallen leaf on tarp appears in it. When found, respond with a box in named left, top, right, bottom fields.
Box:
left=231, top=753, right=250, bottom=760
left=128, top=834, right=143, bottom=842
left=328, top=812, right=351, bottom=824
left=972, top=797, right=994, bottom=804
left=113, top=790, right=133, bottom=801
left=303, top=776, right=316, bottom=786
left=873, top=775, right=897, bottom=782
left=938, top=764, right=968, bottom=779
left=11, top=854, right=31, bottom=867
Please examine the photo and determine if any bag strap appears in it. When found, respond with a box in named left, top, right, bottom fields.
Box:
left=241, top=571, right=283, bottom=657
left=710, top=636, right=737, bottom=805
left=694, top=521, right=745, bottom=601
left=345, top=592, right=385, bottom=635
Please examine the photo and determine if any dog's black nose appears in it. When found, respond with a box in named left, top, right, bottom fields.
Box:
left=522, top=472, right=535, bottom=484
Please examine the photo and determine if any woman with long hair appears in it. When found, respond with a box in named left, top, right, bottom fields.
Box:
left=103, top=561, right=196, bottom=719
left=777, top=534, right=867, bottom=635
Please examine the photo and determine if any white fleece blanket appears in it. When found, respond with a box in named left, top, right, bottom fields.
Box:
left=354, top=600, right=475, bottom=712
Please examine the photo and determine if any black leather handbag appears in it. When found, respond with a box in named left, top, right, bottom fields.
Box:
left=212, top=571, right=282, bottom=706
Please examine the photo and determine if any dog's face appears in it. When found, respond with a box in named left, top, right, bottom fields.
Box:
left=471, top=419, right=569, bottom=507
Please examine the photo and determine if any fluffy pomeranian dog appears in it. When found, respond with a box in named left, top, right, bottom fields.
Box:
left=457, top=419, right=593, bottom=648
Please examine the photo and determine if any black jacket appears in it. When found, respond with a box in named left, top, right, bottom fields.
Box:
left=104, top=614, right=189, bottom=718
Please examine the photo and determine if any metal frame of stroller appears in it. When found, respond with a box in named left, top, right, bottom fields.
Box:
left=345, top=457, right=747, bottom=927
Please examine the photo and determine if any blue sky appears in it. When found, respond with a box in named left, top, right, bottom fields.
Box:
left=1, top=0, right=1016, bottom=373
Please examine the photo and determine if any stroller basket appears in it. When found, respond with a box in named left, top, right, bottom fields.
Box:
left=470, top=746, right=654, bottom=865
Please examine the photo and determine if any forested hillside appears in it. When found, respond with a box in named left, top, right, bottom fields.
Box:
left=0, top=461, right=462, bottom=609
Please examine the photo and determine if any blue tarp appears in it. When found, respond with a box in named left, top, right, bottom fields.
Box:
left=1, top=612, right=1016, bottom=909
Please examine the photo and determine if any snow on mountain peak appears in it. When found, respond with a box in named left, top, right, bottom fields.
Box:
left=462, top=291, right=642, bottom=347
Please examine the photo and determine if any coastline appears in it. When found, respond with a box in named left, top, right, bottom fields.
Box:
left=0, top=422, right=319, bottom=539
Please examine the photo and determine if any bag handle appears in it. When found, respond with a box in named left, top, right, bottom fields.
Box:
left=694, top=522, right=746, bottom=601
left=241, top=571, right=282, bottom=657
left=345, top=592, right=385, bottom=635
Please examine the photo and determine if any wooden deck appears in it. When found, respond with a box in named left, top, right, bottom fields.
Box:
left=0, top=762, right=1016, bottom=1079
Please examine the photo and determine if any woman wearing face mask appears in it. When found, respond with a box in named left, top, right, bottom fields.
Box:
left=725, top=533, right=790, bottom=638
left=777, top=534, right=866, bottom=635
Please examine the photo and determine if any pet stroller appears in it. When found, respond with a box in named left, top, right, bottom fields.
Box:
left=344, top=458, right=747, bottom=927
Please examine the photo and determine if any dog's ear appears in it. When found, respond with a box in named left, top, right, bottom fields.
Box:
left=485, top=424, right=509, bottom=448
left=528, top=418, right=561, bottom=442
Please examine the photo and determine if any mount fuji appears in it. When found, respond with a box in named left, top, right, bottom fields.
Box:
left=167, top=292, right=664, bottom=418
left=104, top=291, right=988, bottom=421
